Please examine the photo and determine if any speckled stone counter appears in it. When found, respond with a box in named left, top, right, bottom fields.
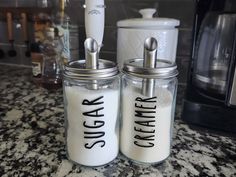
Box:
left=0, top=65, right=236, bottom=177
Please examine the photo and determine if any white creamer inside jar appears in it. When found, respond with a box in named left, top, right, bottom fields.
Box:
left=120, top=37, right=178, bottom=164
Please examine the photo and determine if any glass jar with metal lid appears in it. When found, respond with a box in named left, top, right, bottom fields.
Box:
left=120, top=37, right=178, bottom=164
left=63, top=38, right=120, bottom=166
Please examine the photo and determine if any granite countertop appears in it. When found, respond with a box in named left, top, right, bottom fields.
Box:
left=0, top=65, right=236, bottom=177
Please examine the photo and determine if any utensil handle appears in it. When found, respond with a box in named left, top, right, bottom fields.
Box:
left=21, top=12, right=28, bottom=42
left=85, top=0, right=105, bottom=51
left=6, top=12, right=13, bottom=41
left=142, top=37, right=158, bottom=97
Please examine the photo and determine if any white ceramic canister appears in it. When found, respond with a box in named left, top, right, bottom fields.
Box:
left=117, top=8, right=180, bottom=68
left=120, top=37, right=178, bottom=164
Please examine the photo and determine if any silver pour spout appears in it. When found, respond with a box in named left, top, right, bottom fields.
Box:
left=142, top=37, right=158, bottom=97
left=85, top=38, right=99, bottom=69
left=84, top=38, right=99, bottom=90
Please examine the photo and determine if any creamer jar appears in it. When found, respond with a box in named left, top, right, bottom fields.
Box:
left=120, top=38, right=178, bottom=163
left=63, top=38, right=120, bottom=166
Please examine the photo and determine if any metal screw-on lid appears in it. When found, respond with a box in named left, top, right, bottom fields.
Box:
left=64, top=59, right=119, bottom=80
left=123, top=37, right=178, bottom=79
left=123, top=58, right=178, bottom=79
left=64, top=38, right=119, bottom=80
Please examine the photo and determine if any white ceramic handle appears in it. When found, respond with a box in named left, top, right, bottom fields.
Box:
left=139, top=8, right=156, bottom=19
left=85, top=0, right=105, bottom=51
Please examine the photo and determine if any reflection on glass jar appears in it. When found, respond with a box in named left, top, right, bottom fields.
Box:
left=120, top=37, right=178, bottom=164
left=63, top=53, right=120, bottom=166
left=121, top=73, right=178, bottom=164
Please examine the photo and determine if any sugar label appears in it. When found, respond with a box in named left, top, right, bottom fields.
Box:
left=82, top=96, right=106, bottom=149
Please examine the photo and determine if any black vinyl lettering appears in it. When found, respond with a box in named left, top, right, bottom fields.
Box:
left=85, top=140, right=106, bottom=149
left=82, top=96, right=106, bottom=149
left=83, top=121, right=105, bottom=129
left=133, top=96, right=157, bottom=148
left=135, top=110, right=156, bottom=118
left=82, top=96, right=104, bottom=105
left=134, top=134, right=155, bottom=141
left=135, top=103, right=156, bottom=110
left=135, top=120, right=155, bottom=127
left=83, top=107, right=104, bottom=117
left=84, top=131, right=105, bottom=139
left=134, top=126, right=155, bottom=133
left=134, top=141, right=154, bottom=148
left=135, top=97, right=157, bottom=103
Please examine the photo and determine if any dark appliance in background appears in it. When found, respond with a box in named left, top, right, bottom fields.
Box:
left=182, top=0, right=236, bottom=133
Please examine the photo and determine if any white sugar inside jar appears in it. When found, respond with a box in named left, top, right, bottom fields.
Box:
left=63, top=52, right=120, bottom=166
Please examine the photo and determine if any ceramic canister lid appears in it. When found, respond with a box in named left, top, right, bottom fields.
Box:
left=117, top=8, right=180, bottom=28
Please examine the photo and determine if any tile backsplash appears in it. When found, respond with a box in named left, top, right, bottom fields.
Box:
left=0, top=0, right=196, bottom=84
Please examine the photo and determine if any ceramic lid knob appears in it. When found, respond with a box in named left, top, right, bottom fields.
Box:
left=139, top=8, right=156, bottom=19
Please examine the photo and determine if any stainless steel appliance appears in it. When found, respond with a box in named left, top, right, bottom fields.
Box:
left=193, top=12, right=236, bottom=99
left=182, top=0, right=236, bottom=133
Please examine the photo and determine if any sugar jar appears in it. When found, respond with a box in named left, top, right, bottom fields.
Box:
left=120, top=37, right=178, bottom=164
left=63, top=38, right=120, bottom=166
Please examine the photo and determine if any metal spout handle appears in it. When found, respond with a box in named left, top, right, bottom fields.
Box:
left=143, top=37, right=158, bottom=68
left=142, top=37, right=158, bottom=97
left=84, top=38, right=99, bottom=90
left=84, top=38, right=99, bottom=69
